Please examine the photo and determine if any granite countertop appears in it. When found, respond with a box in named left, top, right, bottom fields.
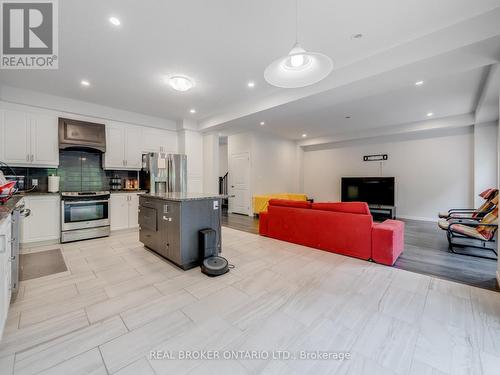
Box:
left=0, top=195, right=24, bottom=224
left=16, top=191, right=60, bottom=196
left=142, top=192, right=228, bottom=201
left=110, top=190, right=147, bottom=194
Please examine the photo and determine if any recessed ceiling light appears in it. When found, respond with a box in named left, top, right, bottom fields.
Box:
left=351, top=33, right=363, bottom=39
left=260, top=121, right=265, bottom=126
left=247, top=81, right=255, bottom=88
left=345, top=116, right=351, bottom=119
left=189, top=109, right=196, bottom=114
left=109, top=17, right=121, bottom=26
left=302, top=133, right=307, bottom=138
left=415, top=80, right=424, bottom=86
left=427, top=112, right=434, bottom=117
left=80, top=80, right=90, bottom=86
left=165, top=75, right=195, bottom=92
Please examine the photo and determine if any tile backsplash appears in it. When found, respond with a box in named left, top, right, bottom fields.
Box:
left=1, top=150, right=139, bottom=192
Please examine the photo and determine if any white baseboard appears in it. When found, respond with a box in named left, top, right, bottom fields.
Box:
left=395, top=215, right=437, bottom=223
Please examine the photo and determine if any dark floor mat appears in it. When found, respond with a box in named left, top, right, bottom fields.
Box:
left=20, top=249, right=68, bottom=281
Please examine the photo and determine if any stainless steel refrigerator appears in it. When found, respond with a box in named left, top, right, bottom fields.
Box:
left=141, top=153, right=187, bottom=193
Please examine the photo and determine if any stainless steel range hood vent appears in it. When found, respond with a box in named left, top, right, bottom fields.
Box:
left=58, top=118, right=106, bottom=152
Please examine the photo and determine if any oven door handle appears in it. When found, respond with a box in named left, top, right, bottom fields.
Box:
left=64, top=200, right=109, bottom=205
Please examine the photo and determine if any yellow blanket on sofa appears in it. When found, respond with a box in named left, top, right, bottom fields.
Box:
left=253, top=193, right=308, bottom=214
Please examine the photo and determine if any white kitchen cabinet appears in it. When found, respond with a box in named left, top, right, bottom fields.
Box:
left=125, top=127, right=143, bottom=169
left=141, top=127, right=176, bottom=154
left=21, top=195, right=60, bottom=244
left=104, top=124, right=126, bottom=169
left=3, top=110, right=30, bottom=165
left=128, top=193, right=139, bottom=228
left=103, top=122, right=142, bottom=170
left=0, top=215, right=12, bottom=340
left=110, top=194, right=129, bottom=231
left=1, top=109, right=58, bottom=167
left=110, top=193, right=140, bottom=231
left=30, top=114, right=59, bottom=166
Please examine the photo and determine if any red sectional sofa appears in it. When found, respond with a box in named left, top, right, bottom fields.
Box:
left=259, top=199, right=405, bottom=265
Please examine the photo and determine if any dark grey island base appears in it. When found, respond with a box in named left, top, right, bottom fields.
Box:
left=139, top=193, right=226, bottom=270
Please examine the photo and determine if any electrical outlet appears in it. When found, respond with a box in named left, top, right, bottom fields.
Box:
left=32, top=179, right=38, bottom=187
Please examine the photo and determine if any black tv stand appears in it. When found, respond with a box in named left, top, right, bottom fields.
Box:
left=368, top=205, right=396, bottom=220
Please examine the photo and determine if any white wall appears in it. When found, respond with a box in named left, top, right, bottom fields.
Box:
left=227, top=131, right=302, bottom=215
left=252, top=133, right=302, bottom=195
left=474, top=122, right=498, bottom=206
left=178, top=130, right=203, bottom=193
left=303, top=127, right=474, bottom=221
left=202, top=133, right=219, bottom=194
left=219, top=143, right=228, bottom=177
left=0, top=85, right=176, bottom=130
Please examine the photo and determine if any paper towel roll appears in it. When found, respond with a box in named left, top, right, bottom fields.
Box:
left=48, top=175, right=60, bottom=193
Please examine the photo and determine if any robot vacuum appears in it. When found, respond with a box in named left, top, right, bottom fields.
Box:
left=201, top=256, right=229, bottom=277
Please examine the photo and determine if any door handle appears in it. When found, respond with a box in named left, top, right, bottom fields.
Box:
left=162, top=216, right=172, bottom=222
left=31, top=154, right=34, bottom=162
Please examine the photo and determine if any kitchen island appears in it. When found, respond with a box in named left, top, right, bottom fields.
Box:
left=138, top=193, right=226, bottom=270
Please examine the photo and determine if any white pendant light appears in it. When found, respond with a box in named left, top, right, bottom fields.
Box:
left=264, top=0, right=333, bottom=88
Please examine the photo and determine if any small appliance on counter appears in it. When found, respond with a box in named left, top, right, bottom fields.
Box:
left=3, top=175, right=25, bottom=191
left=109, top=176, right=122, bottom=191
left=124, top=178, right=138, bottom=190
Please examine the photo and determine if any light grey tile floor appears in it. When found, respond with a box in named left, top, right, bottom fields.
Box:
left=1, top=227, right=499, bottom=375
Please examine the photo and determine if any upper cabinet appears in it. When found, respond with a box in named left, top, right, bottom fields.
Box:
left=141, top=127, right=177, bottom=154
left=0, top=109, right=58, bottom=167
left=103, top=122, right=142, bottom=170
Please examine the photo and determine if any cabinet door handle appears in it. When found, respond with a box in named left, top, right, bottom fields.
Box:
left=30, top=154, right=34, bottom=162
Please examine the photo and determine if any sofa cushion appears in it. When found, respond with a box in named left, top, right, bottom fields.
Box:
left=268, top=199, right=312, bottom=209
left=479, top=188, right=498, bottom=200
left=372, top=219, right=405, bottom=265
left=267, top=205, right=373, bottom=260
left=312, top=202, right=370, bottom=215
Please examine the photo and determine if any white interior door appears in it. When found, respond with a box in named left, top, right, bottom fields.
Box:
left=229, top=152, right=250, bottom=215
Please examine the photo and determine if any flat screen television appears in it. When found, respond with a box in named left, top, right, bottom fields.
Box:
left=341, top=177, right=395, bottom=206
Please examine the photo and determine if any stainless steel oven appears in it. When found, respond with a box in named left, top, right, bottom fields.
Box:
left=61, top=191, right=110, bottom=243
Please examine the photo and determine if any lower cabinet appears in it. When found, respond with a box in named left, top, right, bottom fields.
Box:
left=110, top=193, right=140, bottom=231
left=0, top=215, right=12, bottom=339
left=20, top=195, right=61, bottom=244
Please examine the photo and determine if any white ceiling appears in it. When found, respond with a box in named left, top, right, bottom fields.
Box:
left=1, top=0, right=500, bottom=142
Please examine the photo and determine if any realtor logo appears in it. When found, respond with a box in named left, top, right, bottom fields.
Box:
left=1, top=0, right=58, bottom=69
